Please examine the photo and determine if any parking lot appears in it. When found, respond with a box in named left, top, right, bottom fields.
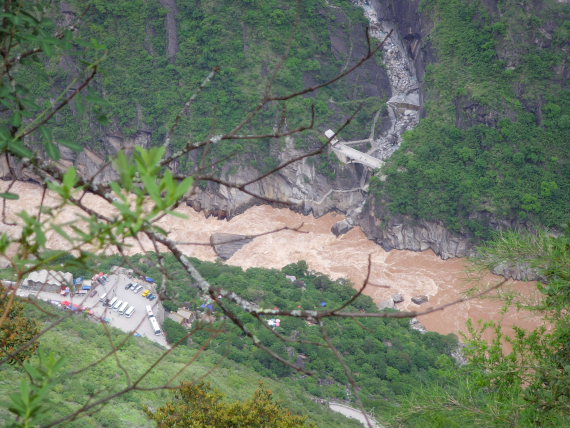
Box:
left=17, top=273, right=168, bottom=348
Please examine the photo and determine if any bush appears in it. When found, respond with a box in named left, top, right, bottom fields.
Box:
left=163, top=318, right=189, bottom=345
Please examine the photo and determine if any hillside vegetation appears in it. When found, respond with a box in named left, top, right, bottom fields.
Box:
left=91, top=254, right=458, bottom=415
left=25, top=0, right=387, bottom=174
left=372, top=0, right=570, bottom=237
left=0, top=296, right=362, bottom=428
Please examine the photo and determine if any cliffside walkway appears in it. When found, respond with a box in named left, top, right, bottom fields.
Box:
left=325, top=130, right=383, bottom=170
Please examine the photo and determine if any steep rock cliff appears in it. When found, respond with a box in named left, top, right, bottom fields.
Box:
left=358, top=197, right=472, bottom=259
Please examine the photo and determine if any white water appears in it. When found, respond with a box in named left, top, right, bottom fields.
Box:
left=351, top=0, right=421, bottom=159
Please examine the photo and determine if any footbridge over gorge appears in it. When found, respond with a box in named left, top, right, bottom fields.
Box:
left=324, top=130, right=383, bottom=170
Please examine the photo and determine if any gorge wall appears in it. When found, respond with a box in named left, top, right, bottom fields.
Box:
left=6, top=0, right=551, bottom=261
left=1, top=0, right=475, bottom=258
left=182, top=0, right=480, bottom=260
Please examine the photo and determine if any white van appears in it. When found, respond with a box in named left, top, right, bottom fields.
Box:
left=112, top=299, right=123, bottom=310
left=124, top=305, right=135, bottom=318
left=118, top=301, right=129, bottom=314
left=99, top=292, right=107, bottom=302
left=108, top=297, right=118, bottom=308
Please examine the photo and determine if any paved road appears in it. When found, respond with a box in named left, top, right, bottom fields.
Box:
left=16, top=274, right=168, bottom=348
left=328, top=402, right=383, bottom=428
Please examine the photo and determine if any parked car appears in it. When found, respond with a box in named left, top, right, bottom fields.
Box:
left=142, top=289, right=151, bottom=297
left=148, top=294, right=157, bottom=301
left=89, top=289, right=98, bottom=297
left=125, top=282, right=133, bottom=290
left=133, top=285, right=143, bottom=293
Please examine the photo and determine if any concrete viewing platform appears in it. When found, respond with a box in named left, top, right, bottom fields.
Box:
left=324, top=130, right=383, bottom=170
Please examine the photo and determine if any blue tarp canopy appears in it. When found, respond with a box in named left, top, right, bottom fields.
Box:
left=145, top=277, right=155, bottom=283
left=82, top=285, right=92, bottom=290
left=74, top=277, right=84, bottom=285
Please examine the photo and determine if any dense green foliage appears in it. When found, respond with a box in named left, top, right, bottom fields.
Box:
left=0, top=287, right=39, bottom=365
left=389, top=226, right=570, bottom=427
left=0, top=298, right=362, bottom=428
left=23, top=0, right=385, bottom=173
left=114, top=254, right=458, bottom=413
left=147, top=382, right=316, bottom=427
left=163, top=317, right=189, bottom=345
left=373, top=0, right=570, bottom=236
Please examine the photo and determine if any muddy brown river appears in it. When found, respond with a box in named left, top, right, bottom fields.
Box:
left=1, top=182, right=544, bottom=343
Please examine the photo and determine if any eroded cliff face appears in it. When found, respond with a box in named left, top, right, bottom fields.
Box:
left=358, top=198, right=473, bottom=259
left=190, top=0, right=429, bottom=223
left=183, top=2, right=398, bottom=220
left=192, top=0, right=475, bottom=262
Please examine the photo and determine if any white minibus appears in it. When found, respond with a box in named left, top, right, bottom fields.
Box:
left=118, top=301, right=129, bottom=314
left=108, top=296, right=118, bottom=308
left=124, top=305, right=135, bottom=318
left=112, top=299, right=123, bottom=310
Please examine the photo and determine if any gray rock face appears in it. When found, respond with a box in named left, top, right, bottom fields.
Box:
left=410, top=317, right=427, bottom=333
left=352, top=0, right=421, bottom=159
left=491, top=262, right=543, bottom=282
left=357, top=200, right=473, bottom=259
left=210, top=233, right=253, bottom=260
left=331, top=219, right=354, bottom=236
left=187, top=156, right=369, bottom=219
left=411, top=295, right=428, bottom=305
left=391, top=293, right=404, bottom=303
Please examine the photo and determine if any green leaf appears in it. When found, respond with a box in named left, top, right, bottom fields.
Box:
left=167, top=209, right=189, bottom=220
left=11, top=110, right=22, bottom=127
left=63, top=167, right=77, bottom=189
left=45, top=140, right=60, bottom=161
left=59, top=139, right=83, bottom=152
left=113, top=151, right=133, bottom=191
left=8, top=140, right=33, bottom=158
left=0, top=192, right=19, bottom=200
left=51, top=223, right=72, bottom=242
left=142, top=175, right=161, bottom=205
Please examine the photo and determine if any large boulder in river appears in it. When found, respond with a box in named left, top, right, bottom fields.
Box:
left=210, top=233, right=253, bottom=260
left=411, top=295, right=428, bottom=305
left=392, top=293, right=404, bottom=304
left=331, top=219, right=354, bottom=237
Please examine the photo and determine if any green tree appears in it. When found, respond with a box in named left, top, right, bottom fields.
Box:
left=0, top=287, right=39, bottom=365
left=146, top=382, right=316, bottom=428
left=163, top=318, right=189, bottom=345
left=392, top=226, right=570, bottom=427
